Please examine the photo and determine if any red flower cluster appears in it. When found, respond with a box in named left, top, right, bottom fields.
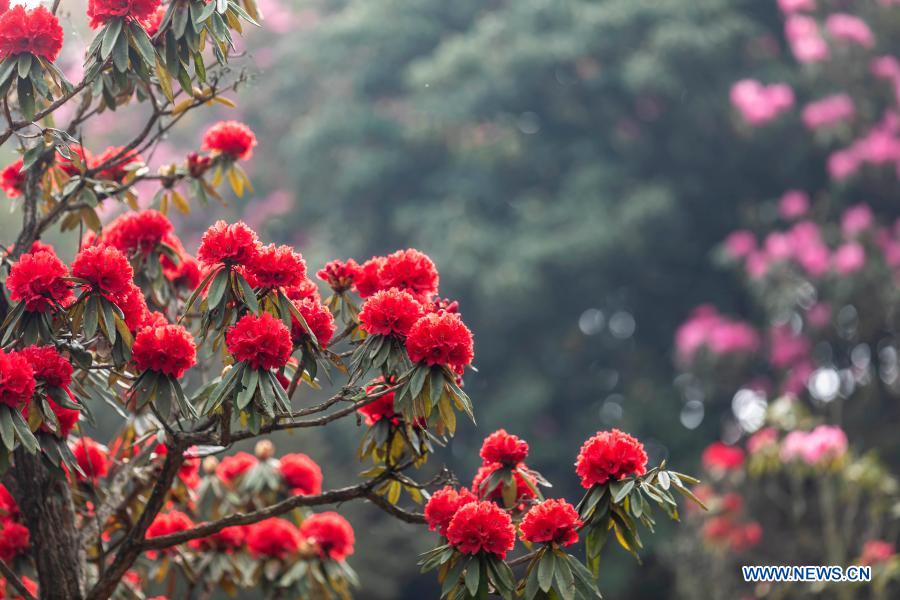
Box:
left=102, top=210, right=173, bottom=255
left=132, top=323, right=197, bottom=378
left=0, top=5, right=63, bottom=62
left=87, top=0, right=160, bottom=29
left=446, top=501, right=515, bottom=559
left=0, top=574, right=37, bottom=599
left=860, top=540, right=896, bottom=566
left=20, top=345, right=72, bottom=389
left=226, top=313, right=293, bottom=371
left=7, top=247, right=74, bottom=312
left=91, top=146, right=144, bottom=182
left=358, top=379, right=399, bottom=426
left=216, top=451, right=257, bottom=487
left=0, top=485, right=18, bottom=521
left=246, top=244, right=306, bottom=289
left=405, top=312, right=475, bottom=372
left=575, top=429, right=648, bottom=489
left=0, top=520, right=29, bottom=562
left=201, top=121, right=257, bottom=161
left=701, top=442, right=746, bottom=472
left=290, top=298, right=336, bottom=349
left=0, top=350, right=34, bottom=409
left=353, top=257, right=384, bottom=297
left=71, top=437, right=109, bottom=481
left=378, top=249, right=440, bottom=301
left=284, top=278, right=320, bottom=302
left=424, top=486, right=476, bottom=536
left=278, top=453, right=323, bottom=496
left=197, top=221, right=261, bottom=268
left=141, top=5, right=165, bottom=37
left=246, top=518, right=301, bottom=559
left=152, top=444, right=200, bottom=489
left=519, top=499, right=582, bottom=547
left=1, top=158, right=24, bottom=198
left=146, top=510, right=194, bottom=550
left=472, top=463, right=537, bottom=504
left=359, top=288, right=423, bottom=337
left=480, top=429, right=529, bottom=466
left=299, top=512, right=355, bottom=561
left=190, top=525, right=246, bottom=553
left=702, top=516, right=762, bottom=553
left=71, top=245, right=134, bottom=297
left=316, top=259, right=358, bottom=293
left=116, top=283, right=150, bottom=333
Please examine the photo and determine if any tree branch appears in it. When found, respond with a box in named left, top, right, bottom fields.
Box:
left=0, top=559, right=36, bottom=600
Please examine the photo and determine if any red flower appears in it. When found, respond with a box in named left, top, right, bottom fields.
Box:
left=575, top=429, right=648, bottom=489
left=702, top=442, right=745, bottom=472
left=378, top=249, right=440, bottom=300
left=424, top=486, right=476, bottom=536
left=299, top=512, right=355, bottom=561
left=0, top=5, right=63, bottom=62
left=7, top=248, right=74, bottom=312
left=71, top=437, right=108, bottom=481
left=141, top=5, right=165, bottom=37
left=146, top=510, right=194, bottom=550
left=316, top=259, right=358, bottom=293
left=0, top=574, right=38, bottom=600
left=132, top=323, right=197, bottom=378
left=702, top=516, right=733, bottom=543
left=353, top=257, right=384, bottom=298
left=115, top=283, right=149, bottom=333
left=0, top=350, right=35, bottom=409
left=201, top=120, right=257, bottom=161
left=91, top=146, right=144, bottom=182
left=520, top=499, right=582, bottom=547
left=405, top=312, right=474, bottom=372
left=190, top=525, right=246, bottom=553
left=56, top=143, right=91, bottom=176
left=186, top=151, right=212, bottom=177
left=87, top=0, right=160, bottom=29
left=102, top=210, right=173, bottom=255
left=480, top=429, right=529, bottom=466
left=860, top=540, right=896, bottom=565
left=197, top=221, right=261, bottom=268
left=1, top=158, right=24, bottom=198
left=71, top=245, right=134, bottom=297
left=729, top=522, right=762, bottom=552
left=446, top=501, right=515, bottom=559
left=284, top=278, right=320, bottom=302
left=246, top=244, right=306, bottom=289
left=215, top=451, right=257, bottom=486
left=246, top=518, right=301, bottom=559
left=359, top=288, right=423, bottom=337
left=289, top=298, right=335, bottom=349
left=164, top=254, right=202, bottom=289
left=226, top=313, right=293, bottom=371
left=46, top=394, right=80, bottom=438
left=0, top=484, right=18, bottom=520
left=472, top=463, right=537, bottom=504
left=358, top=379, right=399, bottom=426
left=278, top=453, right=323, bottom=495
left=20, top=345, right=72, bottom=389
left=0, top=521, right=29, bottom=562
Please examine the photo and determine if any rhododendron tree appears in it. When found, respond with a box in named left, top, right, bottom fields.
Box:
left=0, top=3, right=707, bottom=599
left=673, top=1, right=900, bottom=597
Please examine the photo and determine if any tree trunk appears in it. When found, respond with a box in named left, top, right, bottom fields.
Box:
left=8, top=451, right=85, bottom=599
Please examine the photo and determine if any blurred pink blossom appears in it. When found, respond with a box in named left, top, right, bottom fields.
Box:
left=730, top=80, right=794, bottom=126
left=806, top=303, right=831, bottom=328
left=769, top=325, right=811, bottom=369
left=778, top=0, right=815, bottom=13
left=832, top=242, right=866, bottom=275
left=747, top=427, right=778, bottom=454
left=724, top=230, right=757, bottom=259
left=802, top=425, right=848, bottom=463
left=871, top=55, right=900, bottom=81
left=841, top=204, right=873, bottom=238
left=675, top=306, right=760, bottom=364
left=746, top=252, right=770, bottom=279
left=801, top=94, right=855, bottom=130
left=785, top=15, right=830, bottom=63
left=783, top=360, right=815, bottom=395
left=828, top=149, right=860, bottom=180
left=778, top=190, right=809, bottom=219
left=825, top=14, right=875, bottom=48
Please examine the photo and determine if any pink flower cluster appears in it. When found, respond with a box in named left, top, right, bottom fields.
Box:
left=675, top=305, right=760, bottom=364
left=780, top=425, right=848, bottom=465
left=778, top=0, right=815, bottom=14
left=785, top=15, right=829, bottom=64
left=825, top=14, right=875, bottom=49
left=778, top=190, right=809, bottom=220
left=801, top=94, right=855, bottom=130
left=730, top=80, right=794, bottom=126
left=828, top=112, right=900, bottom=180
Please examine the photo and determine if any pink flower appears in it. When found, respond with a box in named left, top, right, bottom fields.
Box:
left=871, top=56, right=900, bottom=81
left=806, top=303, right=831, bottom=328
left=828, top=149, right=860, bottom=180
left=778, top=0, right=815, bottom=13
left=769, top=325, right=811, bottom=369
left=723, top=230, right=756, bottom=259
left=832, top=242, right=866, bottom=275
left=802, top=94, right=855, bottom=130
left=764, top=231, right=794, bottom=261
left=730, top=80, right=794, bottom=126
left=674, top=306, right=759, bottom=364
left=785, top=15, right=829, bottom=63
left=747, top=428, right=778, bottom=454
left=802, top=425, right=848, bottom=464
left=778, top=190, right=809, bottom=220
left=825, top=14, right=875, bottom=49
left=841, top=204, right=873, bottom=238
left=745, top=252, right=770, bottom=279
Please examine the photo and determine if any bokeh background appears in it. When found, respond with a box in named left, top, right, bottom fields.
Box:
left=5, top=0, right=900, bottom=597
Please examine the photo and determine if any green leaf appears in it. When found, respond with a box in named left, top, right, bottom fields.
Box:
left=611, top=479, right=635, bottom=504
left=100, top=298, right=117, bottom=345
left=236, top=367, right=259, bottom=410
left=16, top=54, right=32, bottom=79
left=83, top=295, right=99, bottom=339
left=538, top=551, right=556, bottom=593
left=112, top=31, right=130, bottom=72
left=464, top=558, right=480, bottom=596
left=206, top=267, right=229, bottom=310
left=16, top=76, right=34, bottom=121
left=0, top=57, right=16, bottom=87
left=101, top=19, right=124, bottom=61
left=10, top=410, right=39, bottom=454
left=0, top=407, right=15, bottom=451
left=129, top=22, right=157, bottom=66
left=554, top=553, right=576, bottom=600
left=234, top=271, right=258, bottom=313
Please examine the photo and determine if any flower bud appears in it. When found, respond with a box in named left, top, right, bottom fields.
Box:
left=202, top=456, right=219, bottom=474
left=255, top=439, right=275, bottom=460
